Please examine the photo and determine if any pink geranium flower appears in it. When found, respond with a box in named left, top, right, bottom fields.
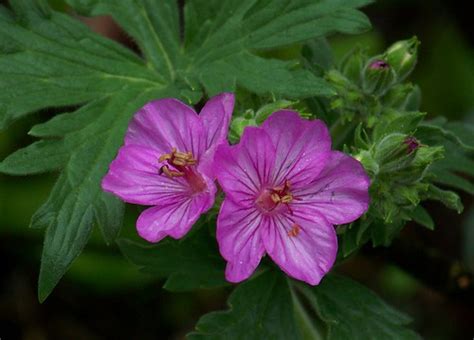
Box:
left=102, top=93, right=234, bottom=242
left=214, top=110, right=370, bottom=285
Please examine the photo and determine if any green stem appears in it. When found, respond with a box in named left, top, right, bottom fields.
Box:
left=330, top=117, right=358, bottom=150
left=289, top=279, right=325, bottom=340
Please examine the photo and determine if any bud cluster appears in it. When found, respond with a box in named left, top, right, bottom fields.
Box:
left=327, top=37, right=420, bottom=126
left=229, top=99, right=303, bottom=142
left=323, top=37, right=462, bottom=252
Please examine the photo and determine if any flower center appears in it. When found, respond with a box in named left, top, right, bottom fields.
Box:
left=158, top=147, right=207, bottom=193
left=256, top=180, right=294, bottom=214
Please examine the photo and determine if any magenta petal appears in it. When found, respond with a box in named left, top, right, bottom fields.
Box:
left=261, top=110, right=331, bottom=187
left=125, top=98, right=206, bottom=159
left=262, top=209, right=337, bottom=285
left=197, top=93, right=235, bottom=178
left=214, top=127, right=276, bottom=206
left=137, top=191, right=214, bottom=243
left=199, top=92, right=235, bottom=149
left=292, top=151, right=370, bottom=225
left=102, top=145, right=190, bottom=205
left=217, top=199, right=266, bottom=283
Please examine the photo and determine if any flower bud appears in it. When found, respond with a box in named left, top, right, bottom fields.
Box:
left=355, top=150, right=379, bottom=177
left=385, top=37, right=419, bottom=82
left=404, top=136, right=420, bottom=154
left=404, top=85, right=421, bottom=111
left=382, top=83, right=414, bottom=109
left=373, top=133, right=418, bottom=173
left=340, top=47, right=367, bottom=85
left=362, top=58, right=396, bottom=96
left=229, top=115, right=257, bottom=142
left=326, top=69, right=352, bottom=88
left=255, top=100, right=295, bottom=124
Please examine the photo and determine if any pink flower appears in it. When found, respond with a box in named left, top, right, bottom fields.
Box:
left=102, top=93, right=235, bottom=242
left=214, top=110, right=370, bottom=285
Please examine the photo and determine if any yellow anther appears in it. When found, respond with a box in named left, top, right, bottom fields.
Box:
left=281, top=194, right=293, bottom=203
left=159, top=153, right=172, bottom=162
left=273, top=185, right=284, bottom=192
left=174, top=151, right=190, bottom=159
left=159, top=147, right=197, bottom=168
left=172, top=158, right=187, bottom=166
left=271, top=193, right=281, bottom=203
left=160, top=165, right=184, bottom=178
left=288, top=224, right=301, bottom=237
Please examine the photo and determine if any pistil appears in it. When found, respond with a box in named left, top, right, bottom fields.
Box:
left=256, top=180, right=294, bottom=213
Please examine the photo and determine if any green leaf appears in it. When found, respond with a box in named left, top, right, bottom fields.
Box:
left=373, top=110, right=426, bottom=142
left=296, top=274, right=420, bottom=340
left=429, top=142, right=474, bottom=195
left=66, top=0, right=180, bottom=81
left=302, top=37, right=334, bottom=76
left=341, top=219, right=371, bottom=257
left=117, top=225, right=227, bottom=291
left=418, top=117, right=474, bottom=152
left=425, top=185, right=463, bottom=214
left=36, top=91, right=172, bottom=302
left=370, top=220, right=405, bottom=247
left=417, top=119, right=474, bottom=195
left=0, top=140, right=67, bottom=175
left=189, top=270, right=301, bottom=340
left=189, top=271, right=419, bottom=340
left=410, top=205, right=434, bottom=230
left=0, top=0, right=373, bottom=300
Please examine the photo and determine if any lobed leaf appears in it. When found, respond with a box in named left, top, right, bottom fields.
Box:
left=0, top=0, right=373, bottom=300
left=189, top=271, right=419, bottom=339
left=296, top=274, right=420, bottom=340
left=188, top=270, right=300, bottom=340
left=410, top=205, right=435, bottom=230
left=117, top=226, right=227, bottom=291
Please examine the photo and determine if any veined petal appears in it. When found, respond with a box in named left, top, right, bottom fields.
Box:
left=214, top=127, right=276, bottom=206
left=262, top=208, right=337, bottom=285
left=198, top=93, right=235, bottom=178
left=292, top=151, right=370, bottom=225
left=261, top=110, right=331, bottom=187
left=199, top=92, right=235, bottom=149
left=137, top=192, right=214, bottom=243
left=217, top=199, right=266, bottom=282
left=102, top=145, right=190, bottom=205
left=125, top=98, right=206, bottom=160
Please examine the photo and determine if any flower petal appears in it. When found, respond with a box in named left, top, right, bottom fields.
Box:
left=137, top=191, right=214, bottom=243
left=217, top=199, right=266, bottom=282
left=125, top=98, right=206, bottom=160
left=261, top=110, right=331, bottom=187
left=199, top=92, right=234, bottom=149
left=292, top=151, right=370, bottom=225
left=262, top=209, right=337, bottom=285
left=214, top=127, right=276, bottom=206
left=102, top=145, right=191, bottom=205
left=198, top=93, right=234, bottom=178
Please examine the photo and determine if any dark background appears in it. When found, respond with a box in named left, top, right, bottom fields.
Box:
left=1, top=0, right=473, bottom=339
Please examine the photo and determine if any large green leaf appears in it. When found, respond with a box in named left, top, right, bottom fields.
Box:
left=417, top=119, right=474, bottom=195
left=188, top=270, right=301, bottom=340
left=0, top=0, right=372, bottom=300
left=189, top=271, right=419, bottom=339
left=296, top=274, right=420, bottom=340
left=117, top=225, right=227, bottom=291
